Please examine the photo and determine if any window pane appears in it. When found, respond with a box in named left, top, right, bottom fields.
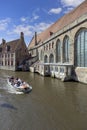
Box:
left=49, top=54, right=54, bottom=63
left=63, top=36, right=69, bottom=62
left=76, top=29, right=87, bottom=67
left=56, top=40, right=61, bottom=63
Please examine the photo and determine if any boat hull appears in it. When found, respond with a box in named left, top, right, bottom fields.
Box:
left=7, top=79, right=32, bottom=94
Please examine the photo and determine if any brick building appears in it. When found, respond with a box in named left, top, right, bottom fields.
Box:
left=28, top=0, right=87, bottom=84
left=0, top=32, right=29, bottom=71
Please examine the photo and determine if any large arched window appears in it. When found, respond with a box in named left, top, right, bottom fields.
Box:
left=44, top=55, right=48, bottom=63
left=56, top=39, right=61, bottom=62
left=49, top=54, right=54, bottom=63
left=63, top=36, right=69, bottom=62
left=75, top=29, right=87, bottom=67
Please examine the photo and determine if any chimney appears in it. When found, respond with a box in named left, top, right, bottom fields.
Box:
left=20, top=32, right=24, bottom=41
left=35, top=32, right=37, bottom=45
left=2, top=39, right=6, bottom=45
left=50, top=31, right=53, bottom=36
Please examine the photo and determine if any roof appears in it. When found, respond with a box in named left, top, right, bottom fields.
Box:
left=28, top=0, right=87, bottom=49
left=0, top=32, right=25, bottom=53
left=0, top=39, right=21, bottom=53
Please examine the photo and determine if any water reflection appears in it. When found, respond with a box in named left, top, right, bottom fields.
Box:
left=0, top=103, right=17, bottom=110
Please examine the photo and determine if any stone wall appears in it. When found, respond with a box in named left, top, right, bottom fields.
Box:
left=74, top=67, right=87, bottom=84
left=29, top=14, right=87, bottom=84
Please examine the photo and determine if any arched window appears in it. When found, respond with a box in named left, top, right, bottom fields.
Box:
left=56, top=39, right=61, bottom=62
left=49, top=54, right=54, bottom=63
left=63, top=36, right=69, bottom=62
left=44, top=55, right=48, bottom=63
left=75, top=29, right=87, bottom=67
left=52, top=42, right=54, bottom=48
left=49, top=43, right=51, bottom=50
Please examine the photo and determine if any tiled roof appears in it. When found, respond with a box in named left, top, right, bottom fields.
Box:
left=28, top=0, right=87, bottom=49
left=0, top=32, right=25, bottom=53
left=0, top=39, right=20, bottom=53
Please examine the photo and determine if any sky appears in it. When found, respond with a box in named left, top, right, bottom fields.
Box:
left=0, top=0, right=85, bottom=46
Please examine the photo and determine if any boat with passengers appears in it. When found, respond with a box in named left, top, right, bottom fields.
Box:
left=7, top=76, right=32, bottom=94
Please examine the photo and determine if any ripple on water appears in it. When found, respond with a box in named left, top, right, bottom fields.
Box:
left=0, top=77, right=23, bottom=95
left=6, top=84, right=23, bottom=94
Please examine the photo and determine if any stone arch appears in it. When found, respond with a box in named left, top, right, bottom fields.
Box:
left=44, top=55, right=48, bottom=63
left=75, top=27, right=87, bottom=38
left=63, top=35, right=70, bottom=62
left=74, top=27, right=87, bottom=67
left=49, top=53, right=54, bottom=63
left=56, top=39, right=61, bottom=63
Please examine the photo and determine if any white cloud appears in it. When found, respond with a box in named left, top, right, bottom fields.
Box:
left=34, top=22, right=53, bottom=32
left=0, top=38, right=2, bottom=43
left=33, top=15, right=39, bottom=20
left=30, top=15, right=39, bottom=22
left=29, top=8, right=40, bottom=22
left=20, top=17, right=27, bottom=22
left=0, top=18, right=11, bottom=31
left=7, top=22, right=52, bottom=38
left=0, top=15, right=52, bottom=44
left=61, top=0, right=85, bottom=7
left=20, top=14, right=39, bottom=23
left=64, top=7, right=74, bottom=13
left=8, top=24, right=33, bottom=36
left=48, top=8, right=62, bottom=14
left=7, top=21, right=52, bottom=45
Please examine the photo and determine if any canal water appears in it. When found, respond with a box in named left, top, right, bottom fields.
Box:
left=0, top=70, right=87, bottom=130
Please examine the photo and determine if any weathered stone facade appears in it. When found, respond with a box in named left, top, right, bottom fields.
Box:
left=28, top=1, right=87, bottom=84
left=0, top=32, right=29, bottom=71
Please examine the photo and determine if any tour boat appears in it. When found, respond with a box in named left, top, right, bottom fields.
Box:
left=7, top=77, right=32, bottom=94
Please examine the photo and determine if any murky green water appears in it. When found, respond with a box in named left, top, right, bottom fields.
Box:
left=0, top=70, right=87, bottom=130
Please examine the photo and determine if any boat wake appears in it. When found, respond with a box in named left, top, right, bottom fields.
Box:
left=6, top=84, right=23, bottom=94
left=7, top=76, right=32, bottom=94
left=0, top=75, right=23, bottom=94
left=0, top=75, right=32, bottom=95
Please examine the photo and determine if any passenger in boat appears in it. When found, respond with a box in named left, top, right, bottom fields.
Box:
left=13, top=78, right=21, bottom=87
left=14, top=78, right=18, bottom=83
left=13, top=78, right=18, bottom=87
left=20, top=81, right=27, bottom=88
left=22, top=81, right=26, bottom=85
left=9, top=76, right=14, bottom=81
left=18, top=78, right=22, bottom=82
left=17, top=81, right=21, bottom=87
left=9, top=76, right=14, bottom=85
left=15, top=78, right=22, bottom=87
left=11, top=77, right=18, bottom=87
left=14, top=83, right=18, bottom=87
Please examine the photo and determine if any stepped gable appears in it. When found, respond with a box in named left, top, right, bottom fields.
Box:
left=0, top=32, right=25, bottom=53
left=0, top=39, right=20, bottom=53
left=28, top=0, right=87, bottom=49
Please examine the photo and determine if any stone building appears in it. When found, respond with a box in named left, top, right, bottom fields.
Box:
left=0, top=32, right=29, bottom=71
left=28, top=0, right=87, bottom=84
